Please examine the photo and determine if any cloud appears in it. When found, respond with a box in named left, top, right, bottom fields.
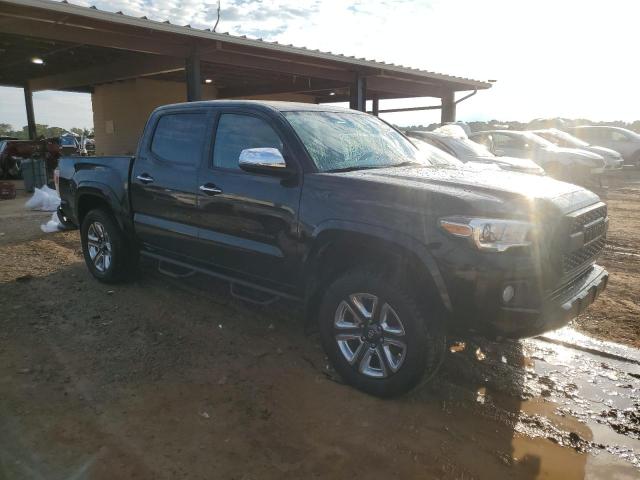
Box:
left=1, top=0, right=640, bottom=129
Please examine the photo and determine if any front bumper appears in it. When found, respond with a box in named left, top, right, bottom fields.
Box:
left=485, top=264, right=608, bottom=338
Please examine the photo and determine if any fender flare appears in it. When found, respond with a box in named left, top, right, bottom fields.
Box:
left=75, top=182, right=129, bottom=233
left=308, top=220, right=452, bottom=312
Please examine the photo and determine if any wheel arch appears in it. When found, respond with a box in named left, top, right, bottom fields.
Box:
left=304, top=221, right=452, bottom=326
left=76, top=184, right=126, bottom=232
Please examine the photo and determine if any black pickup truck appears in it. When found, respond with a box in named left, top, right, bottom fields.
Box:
left=58, top=101, right=609, bottom=396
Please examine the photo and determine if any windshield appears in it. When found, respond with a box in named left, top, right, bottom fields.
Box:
left=60, top=136, right=77, bottom=147
left=519, top=131, right=556, bottom=148
left=447, top=137, right=494, bottom=157
left=538, top=129, right=589, bottom=148
left=283, top=111, right=426, bottom=171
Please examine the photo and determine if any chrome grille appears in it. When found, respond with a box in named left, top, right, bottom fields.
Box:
left=562, top=203, right=608, bottom=274
left=571, top=204, right=607, bottom=233
left=584, top=220, right=606, bottom=244
left=563, top=237, right=606, bottom=273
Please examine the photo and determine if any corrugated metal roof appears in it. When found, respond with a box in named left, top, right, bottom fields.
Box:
left=3, top=0, right=492, bottom=89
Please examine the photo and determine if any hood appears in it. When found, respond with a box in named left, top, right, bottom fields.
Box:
left=584, top=145, right=621, bottom=157
left=582, top=145, right=623, bottom=166
left=476, top=155, right=545, bottom=174
left=331, top=165, right=600, bottom=216
left=542, top=146, right=606, bottom=167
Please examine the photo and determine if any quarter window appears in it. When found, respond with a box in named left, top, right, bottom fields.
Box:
left=491, top=133, right=524, bottom=149
left=151, top=113, right=207, bottom=166
left=212, top=114, right=283, bottom=170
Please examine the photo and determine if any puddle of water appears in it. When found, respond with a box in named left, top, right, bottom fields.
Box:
left=440, top=327, right=640, bottom=475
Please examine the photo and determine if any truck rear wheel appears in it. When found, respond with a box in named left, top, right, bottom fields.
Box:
left=318, top=268, right=445, bottom=397
left=81, top=209, right=135, bottom=283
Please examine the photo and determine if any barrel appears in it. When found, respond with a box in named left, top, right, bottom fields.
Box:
left=21, top=158, right=47, bottom=193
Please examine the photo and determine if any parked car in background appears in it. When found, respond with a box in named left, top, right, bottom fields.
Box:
left=531, top=128, right=623, bottom=171
left=59, top=134, right=80, bottom=156
left=469, top=130, right=605, bottom=184
left=83, top=137, right=96, bottom=156
left=410, top=137, right=502, bottom=172
left=58, top=100, right=609, bottom=397
left=568, top=126, right=640, bottom=167
left=0, top=138, right=61, bottom=179
left=407, top=129, right=545, bottom=176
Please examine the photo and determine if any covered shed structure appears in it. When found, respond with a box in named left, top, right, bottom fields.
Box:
left=0, top=0, right=492, bottom=155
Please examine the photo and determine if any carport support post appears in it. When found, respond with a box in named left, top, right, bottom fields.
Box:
left=440, top=91, right=456, bottom=124
left=23, top=83, right=37, bottom=140
left=349, top=74, right=366, bottom=111
left=372, top=95, right=379, bottom=116
left=185, top=53, right=202, bottom=102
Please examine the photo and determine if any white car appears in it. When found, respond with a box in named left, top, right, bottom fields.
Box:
left=407, top=128, right=545, bottom=176
left=469, top=130, right=605, bottom=183
left=531, top=128, right=623, bottom=171
left=568, top=125, right=640, bottom=167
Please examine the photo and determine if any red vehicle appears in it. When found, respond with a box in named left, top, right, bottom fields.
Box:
left=0, top=138, right=62, bottom=179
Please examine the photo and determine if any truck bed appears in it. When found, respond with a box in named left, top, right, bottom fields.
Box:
left=57, top=155, right=135, bottom=226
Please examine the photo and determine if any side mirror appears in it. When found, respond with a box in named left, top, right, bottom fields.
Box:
left=238, top=148, right=292, bottom=176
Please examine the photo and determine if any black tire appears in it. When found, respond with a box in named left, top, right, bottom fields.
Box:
left=80, top=209, right=136, bottom=283
left=56, top=208, right=77, bottom=230
left=318, top=268, right=445, bottom=397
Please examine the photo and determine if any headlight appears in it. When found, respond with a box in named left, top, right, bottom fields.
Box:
left=440, top=217, right=533, bottom=252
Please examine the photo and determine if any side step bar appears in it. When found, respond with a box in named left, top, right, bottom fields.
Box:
left=230, top=283, right=280, bottom=306
left=140, top=250, right=301, bottom=302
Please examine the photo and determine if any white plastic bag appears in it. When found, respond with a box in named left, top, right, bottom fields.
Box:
left=40, top=211, right=62, bottom=233
left=25, top=186, right=60, bottom=211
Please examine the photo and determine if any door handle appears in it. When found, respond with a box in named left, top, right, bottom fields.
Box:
left=136, top=173, right=154, bottom=184
left=199, top=184, right=223, bottom=195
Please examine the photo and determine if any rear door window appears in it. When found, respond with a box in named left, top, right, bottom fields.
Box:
left=151, top=113, right=208, bottom=167
left=491, top=133, right=523, bottom=149
left=212, top=114, right=283, bottom=170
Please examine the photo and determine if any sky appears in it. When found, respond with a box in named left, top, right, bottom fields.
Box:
left=1, top=0, right=639, bottom=130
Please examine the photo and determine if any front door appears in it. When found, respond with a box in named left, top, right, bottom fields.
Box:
left=194, top=110, right=303, bottom=291
left=491, top=132, right=528, bottom=158
left=130, top=110, right=211, bottom=259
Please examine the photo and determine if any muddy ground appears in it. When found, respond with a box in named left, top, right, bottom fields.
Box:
left=0, top=173, right=638, bottom=479
left=575, top=170, right=640, bottom=347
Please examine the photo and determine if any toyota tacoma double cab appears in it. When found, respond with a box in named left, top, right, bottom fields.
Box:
left=58, top=101, right=609, bottom=397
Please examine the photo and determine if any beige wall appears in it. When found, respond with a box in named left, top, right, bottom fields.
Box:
left=92, top=78, right=313, bottom=155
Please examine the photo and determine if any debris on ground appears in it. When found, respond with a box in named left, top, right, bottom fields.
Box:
left=40, top=211, right=63, bottom=233
left=24, top=185, right=60, bottom=212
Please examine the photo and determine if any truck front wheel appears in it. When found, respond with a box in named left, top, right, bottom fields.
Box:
left=318, top=268, right=445, bottom=397
left=81, top=209, right=135, bottom=283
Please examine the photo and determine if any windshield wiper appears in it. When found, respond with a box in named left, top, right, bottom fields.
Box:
left=387, top=161, right=421, bottom=168
left=326, top=165, right=388, bottom=173
left=326, top=161, right=421, bottom=173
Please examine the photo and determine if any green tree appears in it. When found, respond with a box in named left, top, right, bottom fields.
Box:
left=0, top=123, right=14, bottom=136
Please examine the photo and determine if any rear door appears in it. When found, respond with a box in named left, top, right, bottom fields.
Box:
left=605, top=129, right=635, bottom=159
left=194, top=109, right=303, bottom=291
left=130, top=109, right=211, bottom=258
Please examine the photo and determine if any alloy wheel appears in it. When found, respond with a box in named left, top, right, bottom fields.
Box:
left=87, top=221, right=112, bottom=273
left=333, top=293, right=407, bottom=378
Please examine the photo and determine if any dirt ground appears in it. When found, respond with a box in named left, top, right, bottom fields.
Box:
left=574, top=169, right=640, bottom=347
left=0, top=175, right=638, bottom=479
